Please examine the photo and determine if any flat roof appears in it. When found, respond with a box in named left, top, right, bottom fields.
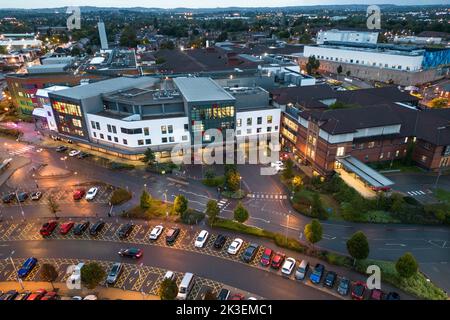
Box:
left=337, top=156, right=394, bottom=188
left=173, top=77, right=235, bottom=103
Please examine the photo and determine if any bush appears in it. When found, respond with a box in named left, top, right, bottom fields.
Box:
left=0, top=127, right=21, bottom=138
left=212, top=218, right=275, bottom=239
left=110, top=188, right=132, bottom=205
left=202, top=176, right=225, bottom=188
left=273, top=234, right=306, bottom=253
left=180, top=208, right=205, bottom=225
left=396, top=252, right=419, bottom=278
left=109, top=162, right=135, bottom=170
left=221, top=189, right=246, bottom=199
left=146, top=162, right=178, bottom=174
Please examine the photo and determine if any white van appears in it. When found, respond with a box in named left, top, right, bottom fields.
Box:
left=176, top=272, right=195, bottom=300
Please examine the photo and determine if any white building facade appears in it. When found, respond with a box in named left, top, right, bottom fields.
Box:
left=316, top=29, right=379, bottom=45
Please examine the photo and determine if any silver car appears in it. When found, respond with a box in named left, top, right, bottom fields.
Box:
left=106, top=263, right=123, bottom=285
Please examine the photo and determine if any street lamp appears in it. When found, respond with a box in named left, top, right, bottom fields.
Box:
left=285, top=212, right=291, bottom=241
left=8, top=250, right=24, bottom=290
left=60, top=156, right=68, bottom=169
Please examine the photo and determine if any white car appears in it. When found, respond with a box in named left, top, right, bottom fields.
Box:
left=69, top=149, right=81, bottom=157
left=85, top=187, right=98, bottom=201
left=281, top=257, right=296, bottom=276
left=149, top=225, right=163, bottom=240
left=194, top=230, right=209, bottom=248
left=270, top=161, right=283, bottom=167
left=83, top=295, right=97, bottom=300
left=227, top=238, right=244, bottom=255
left=163, top=271, right=175, bottom=281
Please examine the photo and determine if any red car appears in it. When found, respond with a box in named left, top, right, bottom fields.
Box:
left=271, top=252, right=285, bottom=269
left=351, top=281, right=367, bottom=300
left=26, top=289, right=47, bottom=300
left=370, top=288, right=384, bottom=300
left=59, top=221, right=74, bottom=235
left=73, top=189, right=86, bottom=200
left=260, top=248, right=273, bottom=267
left=229, top=293, right=245, bottom=300
left=40, top=291, right=58, bottom=300
left=40, top=221, right=58, bottom=237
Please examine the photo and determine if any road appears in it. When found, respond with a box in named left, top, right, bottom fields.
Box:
left=0, top=135, right=449, bottom=293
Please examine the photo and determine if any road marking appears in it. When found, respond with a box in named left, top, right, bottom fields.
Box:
left=249, top=217, right=270, bottom=223
left=385, top=243, right=406, bottom=247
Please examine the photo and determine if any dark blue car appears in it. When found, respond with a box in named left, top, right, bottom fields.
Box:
left=17, top=257, right=37, bottom=278
left=309, top=263, right=325, bottom=284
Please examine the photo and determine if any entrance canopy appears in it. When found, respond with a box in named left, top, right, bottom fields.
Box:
left=336, top=156, right=394, bottom=189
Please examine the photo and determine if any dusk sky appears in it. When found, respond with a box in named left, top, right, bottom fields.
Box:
left=0, top=0, right=448, bottom=9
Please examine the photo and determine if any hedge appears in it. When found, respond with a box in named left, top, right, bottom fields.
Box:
left=109, top=162, right=135, bottom=170
left=0, top=127, right=21, bottom=138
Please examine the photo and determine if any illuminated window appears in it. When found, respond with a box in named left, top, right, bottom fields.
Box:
left=267, top=115, right=273, bottom=124
left=53, top=101, right=82, bottom=117
left=72, top=119, right=82, bottom=128
left=337, top=147, right=345, bottom=157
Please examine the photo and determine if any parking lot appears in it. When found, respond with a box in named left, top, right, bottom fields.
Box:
left=0, top=219, right=372, bottom=300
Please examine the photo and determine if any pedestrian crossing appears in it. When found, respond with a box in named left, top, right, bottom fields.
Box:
left=247, top=193, right=288, bottom=200
left=406, top=190, right=427, bottom=197
left=217, top=199, right=230, bottom=212
left=7, top=145, right=35, bottom=156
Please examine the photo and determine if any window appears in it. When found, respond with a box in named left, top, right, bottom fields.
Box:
left=237, top=119, right=242, bottom=127
left=182, top=135, right=188, bottom=141
left=91, top=121, right=96, bottom=129
left=275, top=126, right=278, bottom=131
left=184, top=124, right=189, bottom=131
left=93, top=132, right=97, bottom=138
left=100, top=133, right=104, bottom=139
left=257, top=128, right=262, bottom=133
left=162, top=137, right=168, bottom=143
left=368, top=141, right=375, bottom=148
left=107, top=124, right=112, bottom=133
left=379, top=153, right=384, bottom=160
left=161, top=125, right=167, bottom=134
left=107, top=135, right=111, bottom=141
left=267, top=127, right=272, bottom=132
left=120, top=128, right=142, bottom=134
left=144, top=127, right=149, bottom=136
left=168, top=125, right=173, bottom=134
left=169, top=137, right=175, bottom=142
left=267, top=115, right=273, bottom=124
left=247, top=128, right=252, bottom=134
left=395, top=150, right=400, bottom=157
left=336, top=147, right=345, bottom=157
left=114, top=137, right=118, bottom=143
left=112, top=126, right=117, bottom=134
left=53, top=101, right=82, bottom=117
left=145, top=139, right=151, bottom=145
left=257, top=117, right=262, bottom=125
left=236, top=130, right=241, bottom=135
left=72, top=119, right=82, bottom=128
left=138, top=139, right=144, bottom=146
left=421, top=155, right=427, bottom=163
left=247, top=118, right=252, bottom=126
left=123, top=139, right=128, bottom=145
left=96, top=122, right=100, bottom=130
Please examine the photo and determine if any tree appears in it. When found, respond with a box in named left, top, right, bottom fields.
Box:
left=282, top=159, right=294, bottom=180
left=396, top=252, right=418, bottom=278
left=0, top=46, right=8, bottom=54
left=337, top=65, right=343, bottom=79
left=120, top=26, right=138, bottom=48
left=291, top=175, right=303, bottom=191
left=159, top=278, right=178, bottom=300
left=140, top=189, right=152, bottom=209
left=81, top=262, right=106, bottom=290
left=47, top=195, right=60, bottom=219
left=304, top=219, right=323, bottom=248
left=216, top=31, right=228, bottom=42
left=225, top=170, right=241, bottom=192
left=40, top=263, right=58, bottom=290
left=311, top=193, right=327, bottom=220
left=173, top=195, right=188, bottom=215
left=233, top=202, right=249, bottom=223
left=346, top=231, right=370, bottom=265
left=305, top=55, right=320, bottom=75
left=141, top=148, right=156, bottom=166
left=390, top=193, right=405, bottom=214
left=346, top=70, right=351, bottom=77
left=205, top=200, right=220, bottom=226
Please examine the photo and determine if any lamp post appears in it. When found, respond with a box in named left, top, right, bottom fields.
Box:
left=9, top=250, right=24, bottom=290
left=15, top=189, right=25, bottom=220
left=60, top=156, right=68, bottom=169
left=285, top=212, right=291, bottom=242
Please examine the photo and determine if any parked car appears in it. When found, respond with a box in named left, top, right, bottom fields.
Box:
left=85, top=187, right=98, bottom=201
left=17, top=257, right=38, bottom=278
left=309, top=263, right=325, bottom=284
left=27, top=289, right=47, bottom=301
left=106, top=263, right=123, bottom=284
left=77, top=152, right=90, bottom=159
left=118, top=248, right=143, bottom=259
left=40, top=221, right=58, bottom=236
left=351, top=281, right=367, bottom=300
left=227, top=238, right=243, bottom=255
left=295, top=260, right=309, bottom=280
left=17, top=192, right=28, bottom=202
left=41, top=292, right=58, bottom=300
left=73, top=189, right=86, bottom=200
left=117, top=222, right=134, bottom=239
left=73, top=221, right=89, bottom=235
left=271, top=252, right=286, bottom=269
left=229, top=293, right=245, bottom=300
left=337, top=277, right=350, bottom=296
left=213, top=234, right=227, bottom=249
left=0, top=290, right=18, bottom=300
left=30, top=191, right=42, bottom=201
left=241, top=243, right=259, bottom=263
left=194, top=230, right=209, bottom=248
left=69, top=150, right=81, bottom=157
left=89, top=220, right=105, bottom=236
left=165, top=227, right=180, bottom=245
left=2, top=193, right=15, bottom=203
left=260, top=248, right=273, bottom=267
left=59, top=221, right=74, bottom=235
left=14, top=291, right=31, bottom=300
left=281, top=257, right=296, bottom=276
left=149, top=225, right=163, bottom=240
left=163, top=271, right=175, bottom=282
left=55, top=146, right=68, bottom=152
left=217, top=288, right=230, bottom=300
left=323, top=271, right=337, bottom=288
left=370, top=288, right=384, bottom=300
left=385, top=291, right=400, bottom=300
